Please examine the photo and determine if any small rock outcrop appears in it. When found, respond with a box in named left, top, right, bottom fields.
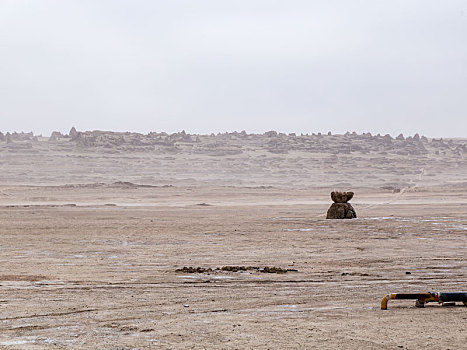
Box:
left=69, top=127, right=78, bottom=139
left=326, top=191, right=357, bottom=219
left=48, top=131, right=63, bottom=141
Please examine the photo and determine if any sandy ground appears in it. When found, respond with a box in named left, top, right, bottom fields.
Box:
left=0, top=185, right=466, bottom=349
left=1, top=131, right=466, bottom=348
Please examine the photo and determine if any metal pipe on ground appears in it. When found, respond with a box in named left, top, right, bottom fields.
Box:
left=381, top=292, right=467, bottom=310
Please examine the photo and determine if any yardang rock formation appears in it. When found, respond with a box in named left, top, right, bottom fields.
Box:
left=326, top=191, right=357, bottom=219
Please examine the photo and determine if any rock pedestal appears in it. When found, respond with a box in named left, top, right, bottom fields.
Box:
left=326, top=191, right=357, bottom=219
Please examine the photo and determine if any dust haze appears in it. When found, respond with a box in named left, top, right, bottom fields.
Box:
left=1, top=0, right=467, bottom=349
left=1, top=0, right=467, bottom=136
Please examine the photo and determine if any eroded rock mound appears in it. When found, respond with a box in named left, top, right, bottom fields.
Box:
left=327, top=191, right=357, bottom=219
left=175, top=266, right=298, bottom=274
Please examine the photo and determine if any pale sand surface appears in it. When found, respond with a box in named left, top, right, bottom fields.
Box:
left=0, top=131, right=466, bottom=349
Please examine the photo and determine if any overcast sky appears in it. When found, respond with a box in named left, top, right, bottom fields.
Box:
left=1, top=0, right=466, bottom=137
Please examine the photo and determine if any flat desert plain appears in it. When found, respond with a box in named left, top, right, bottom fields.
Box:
left=0, top=130, right=466, bottom=349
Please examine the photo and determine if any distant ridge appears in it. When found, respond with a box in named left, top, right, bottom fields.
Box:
left=1, top=128, right=465, bottom=157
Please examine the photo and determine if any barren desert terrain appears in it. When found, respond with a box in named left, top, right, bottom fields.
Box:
left=0, top=130, right=466, bottom=349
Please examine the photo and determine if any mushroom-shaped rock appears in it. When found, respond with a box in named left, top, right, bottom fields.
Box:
left=327, top=191, right=357, bottom=219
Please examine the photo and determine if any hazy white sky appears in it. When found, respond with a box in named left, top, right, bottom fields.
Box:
left=1, top=0, right=466, bottom=137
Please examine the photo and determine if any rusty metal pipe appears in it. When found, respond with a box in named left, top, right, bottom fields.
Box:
left=381, top=292, right=467, bottom=310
